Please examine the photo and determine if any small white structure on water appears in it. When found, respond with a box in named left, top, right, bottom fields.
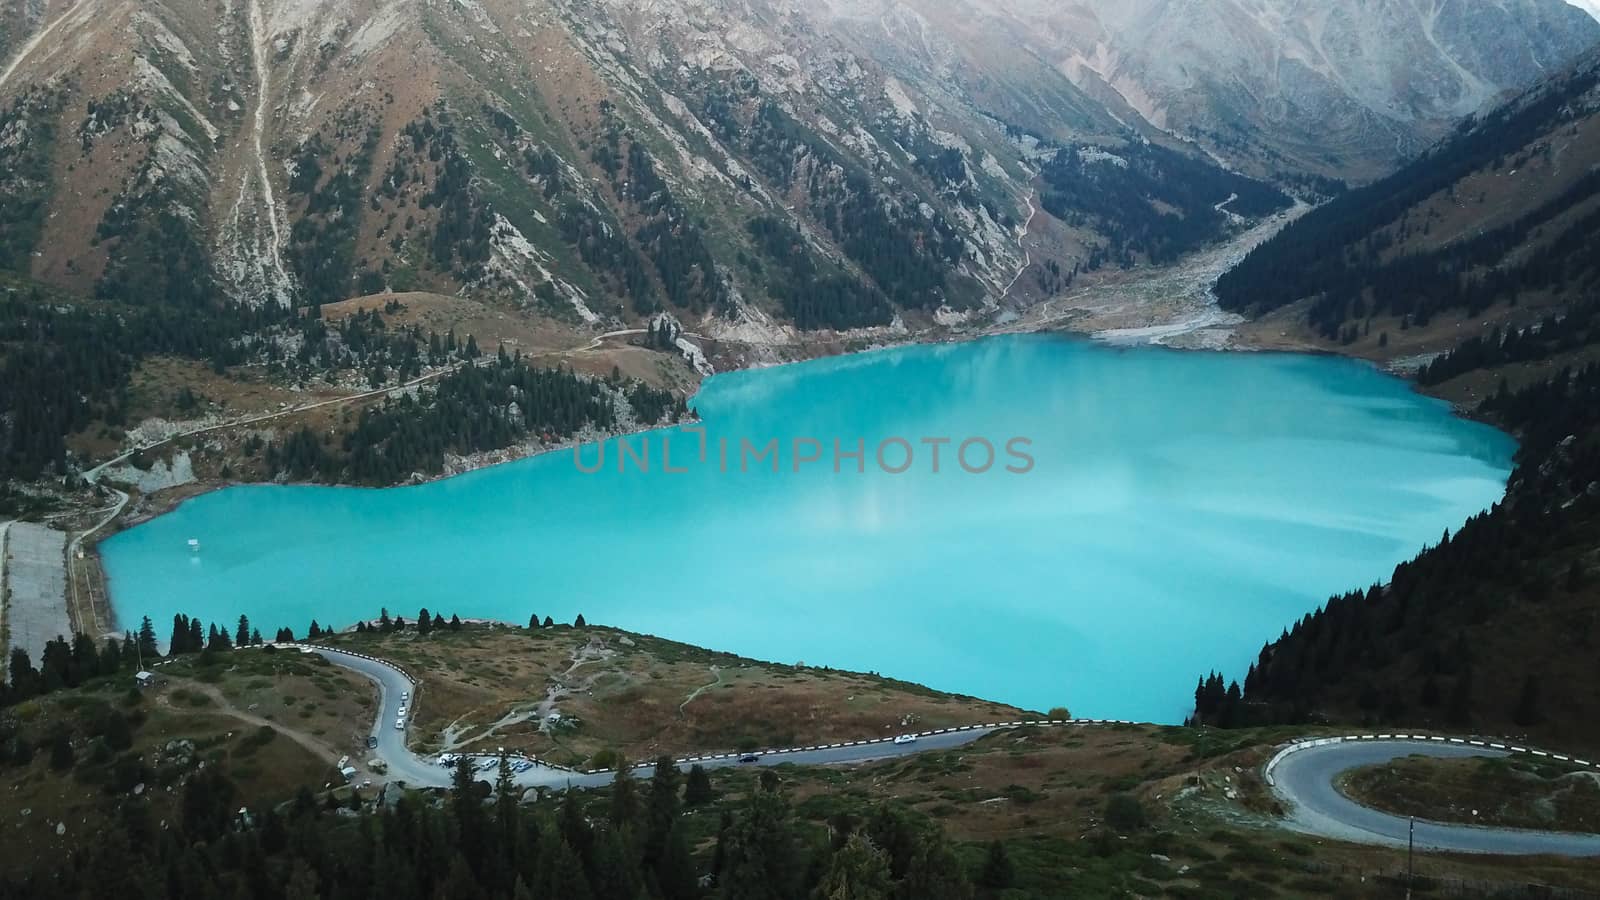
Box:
left=187, top=538, right=200, bottom=552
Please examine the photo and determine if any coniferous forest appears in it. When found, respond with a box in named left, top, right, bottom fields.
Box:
left=1193, top=347, right=1600, bottom=740
left=0, top=697, right=981, bottom=900
left=1039, top=142, right=1289, bottom=269
left=1215, top=66, right=1600, bottom=338
left=264, top=353, right=685, bottom=486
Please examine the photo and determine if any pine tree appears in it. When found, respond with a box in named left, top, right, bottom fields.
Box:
left=608, top=755, right=640, bottom=830
left=900, top=833, right=973, bottom=900
left=236, top=615, right=251, bottom=648
left=715, top=785, right=801, bottom=899
left=684, top=764, right=715, bottom=806
left=574, top=614, right=587, bottom=628
left=171, top=614, right=191, bottom=655
left=813, top=834, right=892, bottom=900
left=100, top=637, right=123, bottom=676
left=137, top=616, right=159, bottom=659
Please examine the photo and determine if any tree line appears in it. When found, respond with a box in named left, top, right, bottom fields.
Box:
left=1190, top=359, right=1599, bottom=735
left=0, top=731, right=1000, bottom=900
left=1039, top=141, right=1288, bottom=269
left=264, top=352, right=685, bottom=485
left=1417, top=294, right=1600, bottom=386
left=1215, top=64, right=1600, bottom=336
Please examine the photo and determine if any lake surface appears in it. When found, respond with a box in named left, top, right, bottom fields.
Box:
left=102, top=335, right=1515, bottom=724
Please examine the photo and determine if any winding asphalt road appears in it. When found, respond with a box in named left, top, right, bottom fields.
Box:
left=303, top=644, right=1600, bottom=857
left=300, top=645, right=1000, bottom=791
left=1269, top=739, right=1600, bottom=856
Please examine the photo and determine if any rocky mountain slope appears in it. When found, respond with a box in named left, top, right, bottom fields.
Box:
left=2, top=0, right=1590, bottom=338
left=1217, top=42, right=1600, bottom=357
left=0, top=0, right=1269, bottom=337
left=878, top=0, right=1600, bottom=182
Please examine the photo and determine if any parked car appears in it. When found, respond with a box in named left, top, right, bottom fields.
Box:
left=893, top=734, right=917, bottom=745
left=738, top=753, right=760, bottom=764
left=394, top=720, right=404, bottom=731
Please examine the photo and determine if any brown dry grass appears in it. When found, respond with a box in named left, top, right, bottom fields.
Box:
left=321, top=293, right=697, bottom=389
left=319, top=623, right=1026, bottom=768
left=1341, top=754, right=1600, bottom=834
left=155, top=648, right=380, bottom=758
left=0, top=663, right=348, bottom=875
left=724, top=725, right=1600, bottom=896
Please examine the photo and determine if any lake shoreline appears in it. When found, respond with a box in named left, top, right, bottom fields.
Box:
left=96, top=335, right=1514, bottom=723
left=85, top=305, right=1504, bottom=641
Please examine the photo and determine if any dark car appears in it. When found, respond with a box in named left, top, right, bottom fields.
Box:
left=738, top=753, right=760, bottom=764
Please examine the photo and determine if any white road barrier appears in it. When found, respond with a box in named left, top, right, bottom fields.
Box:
left=1263, top=732, right=1600, bottom=788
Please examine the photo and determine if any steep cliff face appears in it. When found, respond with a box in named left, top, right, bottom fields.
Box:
left=0, top=0, right=1588, bottom=328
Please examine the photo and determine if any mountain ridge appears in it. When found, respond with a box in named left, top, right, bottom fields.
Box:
left=0, top=0, right=1593, bottom=331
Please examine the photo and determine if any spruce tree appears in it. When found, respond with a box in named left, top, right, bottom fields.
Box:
left=171, top=614, right=190, bottom=654
left=684, top=764, right=715, bottom=806
left=137, top=616, right=158, bottom=659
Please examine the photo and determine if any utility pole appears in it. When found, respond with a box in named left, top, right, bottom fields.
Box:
left=1405, top=816, right=1415, bottom=899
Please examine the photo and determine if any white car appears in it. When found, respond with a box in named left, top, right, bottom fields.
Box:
left=397, top=706, right=407, bottom=718
left=394, top=720, right=404, bottom=731
left=401, top=692, right=410, bottom=702
left=893, top=734, right=917, bottom=745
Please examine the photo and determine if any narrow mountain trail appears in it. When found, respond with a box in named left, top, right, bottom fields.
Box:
left=0, top=0, right=90, bottom=93
left=678, top=666, right=722, bottom=717
left=998, top=188, right=1038, bottom=302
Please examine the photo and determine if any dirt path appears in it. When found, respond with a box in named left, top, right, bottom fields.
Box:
left=998, top=188, right=1038, bottom=302
left=0, top=1, right=89, bottom=93
left=678, top=666, right=722, bottom=717
left=438, top=637, right=616, bottom=752
left=166, top=680, right=345, bottom=768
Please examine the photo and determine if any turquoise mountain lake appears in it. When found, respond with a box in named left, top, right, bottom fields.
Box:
left=102, top=335, right=1515, bottom=724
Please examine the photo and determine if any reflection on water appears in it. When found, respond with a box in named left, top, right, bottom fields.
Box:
left=102, top=335, right=1515, bottom=724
